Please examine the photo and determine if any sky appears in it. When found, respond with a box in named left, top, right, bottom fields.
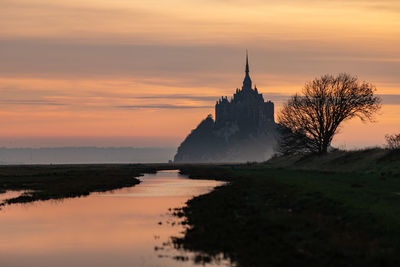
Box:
left=1, top=0, right=399, bottom=148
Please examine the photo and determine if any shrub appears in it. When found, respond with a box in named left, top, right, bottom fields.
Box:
left=385, top=133, right=400, bottom=150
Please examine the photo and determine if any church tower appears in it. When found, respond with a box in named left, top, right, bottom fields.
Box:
left=215, top=51, right=275, bottom=129
left=242, top=50, right=252, bottom=90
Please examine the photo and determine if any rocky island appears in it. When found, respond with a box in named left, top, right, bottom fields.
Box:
left=174, top=53, right=278, bottom=162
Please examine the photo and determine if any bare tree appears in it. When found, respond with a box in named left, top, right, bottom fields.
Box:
left=385, top=133, right=400, bottom=150
left=276, top=126, right=315, bottom=155
left=278, top=73, right=381, bottom=154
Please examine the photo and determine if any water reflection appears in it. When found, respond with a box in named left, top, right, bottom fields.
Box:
left=0, top=170, right=230, bottom=267
left=0, top=190, right=27, bottom=205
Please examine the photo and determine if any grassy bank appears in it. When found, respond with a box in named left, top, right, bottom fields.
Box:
left=175, top=149, right=400, bottom=266
left=266, top=148, right=400, bottom=175
left=0, top=164, right=176, bottom=206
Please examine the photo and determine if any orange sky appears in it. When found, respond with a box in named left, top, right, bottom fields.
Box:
left=0, top=0, right=399, bottom=148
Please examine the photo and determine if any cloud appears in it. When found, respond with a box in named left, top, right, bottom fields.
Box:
left=379, top=94, right=400, bottom=105
left=99, top=92, right=292, bottom=106
left=0, top=99, right=66, bottom=106
left=117, top=104, right=212, bottom=110
left=207, top=0, right=400, bottom=13
left=133, top=94, right=220, bottom=101
left=265, top=93, right=400, bottom=106
left=1, top=89, right=397, bottom=110
left=1, top=39, right=400, bottom=90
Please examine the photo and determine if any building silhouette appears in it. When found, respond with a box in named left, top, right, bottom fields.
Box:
left=174, top=52, right=277, bottom=162
left=215, top=51, right=274, bottom=132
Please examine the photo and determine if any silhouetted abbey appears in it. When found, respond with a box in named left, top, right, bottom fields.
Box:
left=216, top=53, right=275, bottom=131
left=174, top=52, right=278, bottom=162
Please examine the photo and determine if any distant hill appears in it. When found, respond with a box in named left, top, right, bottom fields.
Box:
left=0, top=147, right=175, bottom=164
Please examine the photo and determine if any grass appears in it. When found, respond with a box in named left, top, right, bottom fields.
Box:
left=0, top=164, right=177, bottom=206
left=175, top=149, right=400, bottom=266
left=266, top=148, right=400, bottom=175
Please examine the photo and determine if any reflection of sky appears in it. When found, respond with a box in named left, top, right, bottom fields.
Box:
left=100, top=171, right=226, bottom=197
left=0, top=170, right=228, bottom=267
left=0, top=190, right=26, bottom=204
left=1, top=0, right=399, bottom=148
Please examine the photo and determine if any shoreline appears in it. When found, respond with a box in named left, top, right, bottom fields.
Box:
left=0, top=163, right=227, bottom=207
left=0, top=164, right=175, bottom=206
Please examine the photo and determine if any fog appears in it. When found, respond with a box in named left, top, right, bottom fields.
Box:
left=0, top=147, right=176, bottom=164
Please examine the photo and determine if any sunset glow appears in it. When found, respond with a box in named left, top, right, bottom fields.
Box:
left=1, top=0, right=399, bottom=148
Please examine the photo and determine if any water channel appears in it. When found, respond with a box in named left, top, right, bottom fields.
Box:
left=0, top=170, right=230, bottom=267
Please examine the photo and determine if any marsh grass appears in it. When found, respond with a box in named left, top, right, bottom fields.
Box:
left=0, top=164, right=176, bottom=205
left=176, top=149, right=400, bottom=266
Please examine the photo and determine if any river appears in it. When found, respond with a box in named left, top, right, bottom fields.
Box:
left=0, top=170, right=230, bottom=267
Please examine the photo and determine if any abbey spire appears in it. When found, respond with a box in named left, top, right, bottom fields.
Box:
left=242, top=50, right=252, bottom=90
left=246, top=49, right=249, bottom=73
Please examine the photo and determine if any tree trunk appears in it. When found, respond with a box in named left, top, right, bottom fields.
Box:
left=321, top=142, right=329, bottom=154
